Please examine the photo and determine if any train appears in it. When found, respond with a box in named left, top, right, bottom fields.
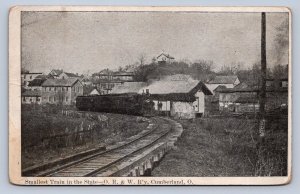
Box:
left=76, top=93, right=155, bottom=116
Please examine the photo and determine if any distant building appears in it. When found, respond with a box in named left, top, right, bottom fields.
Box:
left=49, top=69, right=63, bottom=79
left=27, top=75, right=49, bottom=91
left=112, top=71, right=134, bottom=81
left=41, top=78, right=83, bottom=105
left=22, top=90, right=42, bottom=104
left=157, top=53, right=175, bottom=65
left=58, top=72, right=80, bottom=79
left=207, top=75, right=240, bottom=94
left=217, top=82, right=288, bottom=113
left=91, top=68, right=135, bottom=94
left=83, top=85, right=101, bottom=96
left=21, top=72, right=43, bottom=88
left=89, top=88, right=101, bottom=96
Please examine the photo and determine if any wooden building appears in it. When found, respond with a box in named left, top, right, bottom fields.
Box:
left=206, top=75, right=240, bottom=94
left=21, top=72, right=43, bottom=88
left=217, top=83, right=288, bottom=113
left=138, top=74, right=212, bottom=119
left=157, top=53, right=175, bottom=65
left=41, top=78, right=83, bottom=105
left=21, top=90, right=42, bottom=104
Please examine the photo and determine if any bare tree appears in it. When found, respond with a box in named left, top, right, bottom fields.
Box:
left=138, top=53, right=147, bottom=66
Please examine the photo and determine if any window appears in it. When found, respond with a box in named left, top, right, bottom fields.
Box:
left=30, top=76, right=32, bottom=79
left=37, top=97, right=40, bottom=102
left=62, top=87, right=64, bottom=91
left=66, top=87, right=68, bottom=91
left=44, top=87, right=46, bottom=92
left=49, top=87, right=51, bottom=91
left=66, top=96, right=68, bottom=102
left=54, top=96, right=56, bottom=102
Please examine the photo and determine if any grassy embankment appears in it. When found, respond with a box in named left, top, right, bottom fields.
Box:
left=153, top=116, right=287, bottom=176
left=21, top=104, right=148, bottom=169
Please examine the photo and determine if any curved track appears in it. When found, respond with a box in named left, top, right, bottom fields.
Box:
left=30, top=116, right=174, bottom=177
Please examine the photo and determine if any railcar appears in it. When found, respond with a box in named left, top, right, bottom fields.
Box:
left=76, top=93, right=154, bottom=116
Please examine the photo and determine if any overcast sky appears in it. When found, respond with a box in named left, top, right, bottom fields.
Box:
left=21, top=11, right=289, bottom=74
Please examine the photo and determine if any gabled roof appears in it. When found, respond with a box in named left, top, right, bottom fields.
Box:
left=22, top=90, right=41, bottom=97
left=99, top=69, right=114, bottom=75
left=42, top=78, right=80, bottom=87
left=157, top=53, right=175, bottom=60
left=49, top=69, right=63, bottom=76
left=208, top=75, right=239, bottom=84
left=111, top=82, right=146, bottom=94
left=214, top=85, right=227, bottom=92
left=138, top=75, right=212, bottom=96
left=234, top=82, right=249, bottom=89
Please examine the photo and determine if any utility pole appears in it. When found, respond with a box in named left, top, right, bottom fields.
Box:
left=259, top=12, right=267, bottom=141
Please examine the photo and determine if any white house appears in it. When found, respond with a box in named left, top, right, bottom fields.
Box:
left=157, top=53, right=175, bottom=65
left=206, top=75, right=240, bottom=94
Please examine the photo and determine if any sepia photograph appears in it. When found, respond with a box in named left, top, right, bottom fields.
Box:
left=9, top=6, right=291, bottom=185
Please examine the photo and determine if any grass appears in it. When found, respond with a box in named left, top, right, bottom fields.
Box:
left=21, top=104, right=148, bottom=169
left=152, top=116, right=287, bottom=176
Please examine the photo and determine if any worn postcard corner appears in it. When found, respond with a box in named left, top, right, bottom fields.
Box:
left=9, top=6, right=292, bottom=186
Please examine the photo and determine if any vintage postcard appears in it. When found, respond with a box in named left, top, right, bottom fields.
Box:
left=9, top=6, right=292, bottom=185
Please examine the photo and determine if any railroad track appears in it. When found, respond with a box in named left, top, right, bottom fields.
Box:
left=26, top=116, right=175, bottom=177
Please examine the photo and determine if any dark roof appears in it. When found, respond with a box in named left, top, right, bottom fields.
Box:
left=22, top=90, right=41, bottom=97
left=28, top=78, right=46, bottom=87
left=64, top=72, right=80, bottom=77
left=157, top=53, right=175, bottom=60
left=83, top=86, right=98, bottom=95
left=234, top=82, right=249, bottom=89
left=214, top=85, right=227, bottom=92
left=208, top=75, right=238, bottom=84
left=35, top=74, right=53, bottom=79
left=42, top=78, right=80, bottom=87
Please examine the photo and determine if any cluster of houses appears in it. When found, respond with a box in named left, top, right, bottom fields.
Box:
left=21, top=53, right=288, bottom=119
left=21, top=68, right=136, bottom=105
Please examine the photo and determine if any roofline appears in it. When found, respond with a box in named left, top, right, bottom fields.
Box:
left=157, top=53, right=175, bottom=59
left=42, top=78, right=82, bottom=87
